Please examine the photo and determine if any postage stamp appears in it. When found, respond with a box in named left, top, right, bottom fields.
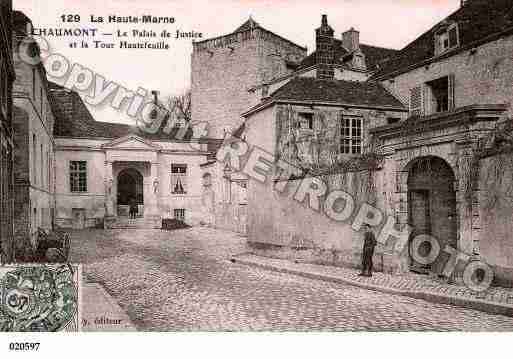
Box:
left=0, top=264, right=80, bottom=332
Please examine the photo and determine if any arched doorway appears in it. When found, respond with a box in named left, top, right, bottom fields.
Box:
left=407, top=156, right=458, bottom=274
left=117, top=168, right=144, bottom=216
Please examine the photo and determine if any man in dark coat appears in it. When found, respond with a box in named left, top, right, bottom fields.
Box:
left=129, top=198, right=138, bottom=219
left=359, top=224, right=377, bottom=277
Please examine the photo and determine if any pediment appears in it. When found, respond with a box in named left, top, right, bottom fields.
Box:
left=102, top=135, right=161, bottom=150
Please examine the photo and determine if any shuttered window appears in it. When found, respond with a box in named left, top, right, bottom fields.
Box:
left=409, top=86, right=423, bottom=116
left=448, top=73, right=455, bottom=111
left=448, top=26, right=458, bottom=48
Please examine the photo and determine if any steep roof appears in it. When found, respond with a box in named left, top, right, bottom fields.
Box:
left=271, top=77, right=405, bottom=108
left=196, top=17, right=307, bottom=51
left=372, top=0, right=513, bottom=79
left=296, top=38, right=399, bottom=72
left=49, top=82, right=196, bottom=141
left=243, top=77, right=406, bottom=117
left=234, top=17, right=260, bottom=33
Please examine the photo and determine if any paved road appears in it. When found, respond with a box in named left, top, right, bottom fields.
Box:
left=71, top=227, right=513, bottom=331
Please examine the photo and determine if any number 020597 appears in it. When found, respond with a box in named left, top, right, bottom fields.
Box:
left=9, top=342, right=40, bottom=351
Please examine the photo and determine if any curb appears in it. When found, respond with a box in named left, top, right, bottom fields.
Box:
left=231, top=256, right=513, bottom=317
left=82, top=282, right=138, bottom=331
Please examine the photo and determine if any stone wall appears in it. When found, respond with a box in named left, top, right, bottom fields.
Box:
left=479, top=152, right=513, bottom=287
left=191, top=28, right=306, bottom=139
left=382, top=33, right=513, bottom=118
left=244, top=103, right=405, bottom=270
left=247, top=170, right=387, bottom=271
left=275, top=104, right=406, bottom=173
left=200, top=161, right=248, bottom=234
left=12, top=35, right=56, bottom=256
left=54, top=149, right=106, bottom=228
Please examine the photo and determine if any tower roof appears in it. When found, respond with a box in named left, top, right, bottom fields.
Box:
left=234, top=17, right=261, bottom=32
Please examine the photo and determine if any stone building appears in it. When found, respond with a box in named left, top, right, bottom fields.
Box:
left=238, top=2, right=513, bottom=286
left=0, top=0, right=16, bottom=262
left=9, top=11, right=217, bottom=246
left=192, top=16, right=396, bottom=233
left=192, top=16, right=399, bottom=140
left=200, top=159, right=248, bottom=234
left=191, top=17, right=307, bottom=139
left=49, top=82, right=212, bottom=230
left=12, top=11, right=57, bottom=257
left=370, top=0, right=513, bottom=285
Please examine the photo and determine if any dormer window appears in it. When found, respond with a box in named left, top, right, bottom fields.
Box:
left=435, top=23, right=459, bottom=55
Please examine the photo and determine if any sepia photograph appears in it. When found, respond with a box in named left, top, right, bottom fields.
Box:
left=1, top=0, right=513, bottom=353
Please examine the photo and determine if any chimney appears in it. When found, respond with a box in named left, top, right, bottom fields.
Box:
left=315, top=14, right=335, bottom=80
left=151, top=90, right=159, bottom=104
left=342, top=27, right=360, bottom=52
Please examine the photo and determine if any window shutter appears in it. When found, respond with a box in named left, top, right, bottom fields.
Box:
left=448, top=73, right=456, bottom=111
left=448, top=26, right=458, bottom=48
left=409, top=86, right=424, bottom=116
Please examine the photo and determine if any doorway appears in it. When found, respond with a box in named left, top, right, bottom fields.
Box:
left=407, top=156, right=457, bottom=274
left=117, top=168, right=144, bottom=217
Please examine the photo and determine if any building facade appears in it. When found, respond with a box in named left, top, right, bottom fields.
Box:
left=0, top=0, right=16, bottom=262
left=191, top=16, right=396, bottom=233
left=191, top=18, right=307, bottom=139
left=12, top=12, right=57, bottom=258
left=371, top=0, right=513, bottom=284
left=49, top=83, right=211, bottom=229
left=237, top=3, right=513, bottom=286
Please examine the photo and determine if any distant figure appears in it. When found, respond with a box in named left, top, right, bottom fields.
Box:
left=359, top=224, right=377, bottom=277
left=129, top=198, right=138, bottom=219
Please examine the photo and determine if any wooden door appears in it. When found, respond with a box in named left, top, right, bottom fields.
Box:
left=408, top=190, right=432, bottom=273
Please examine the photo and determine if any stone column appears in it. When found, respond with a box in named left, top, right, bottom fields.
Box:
left=104, top=161, right=115, bottom=217
left=456, top=142, right=477, bottom=255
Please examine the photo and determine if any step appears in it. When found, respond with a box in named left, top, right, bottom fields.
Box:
left=105, top=217, right=162, bottom=229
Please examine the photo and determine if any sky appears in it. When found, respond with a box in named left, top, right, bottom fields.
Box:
left=14, top=0, right=461, bottom=124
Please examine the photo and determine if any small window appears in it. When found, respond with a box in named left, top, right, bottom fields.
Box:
left=340, top=115, right=363, bottom=155
left=174, top=209, right=185, bottom=222
left=296, top=112, right=314, bottom=130
left=171, top=164, right=187, bottom=194
left=435, top=23, right=459, bottom=55
left=425, top=75, right=455, bottom=114
left=387, top=117, right=400, bottom=125
left=70, top=161, right=87, bottom=193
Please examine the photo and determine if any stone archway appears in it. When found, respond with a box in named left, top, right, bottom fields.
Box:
left=117, top=168, right=144, bottom=216
left=406, top=156, right=458, bottom=274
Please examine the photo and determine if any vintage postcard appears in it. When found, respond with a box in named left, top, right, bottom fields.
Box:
left=1, top=0, right=513, bottom=351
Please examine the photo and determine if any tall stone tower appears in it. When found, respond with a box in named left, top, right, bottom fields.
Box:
left=315, top=14, right=335, bottom=80
left=191, top=18, right=307, bottom=139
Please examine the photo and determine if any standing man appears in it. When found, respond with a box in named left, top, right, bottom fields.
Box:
left=129, top=197, right=138, bottom=219
left=359, top=224, right=377, bottom=277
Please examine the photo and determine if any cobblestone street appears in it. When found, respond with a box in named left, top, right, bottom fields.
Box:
left=71, top=228, right=513, bottom=331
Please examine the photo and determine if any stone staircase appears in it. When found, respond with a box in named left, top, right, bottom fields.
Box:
left=105, top=216, right=162, bottom=229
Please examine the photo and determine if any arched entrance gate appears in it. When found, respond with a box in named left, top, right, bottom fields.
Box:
left=406, top=156, right=458, bottom=274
